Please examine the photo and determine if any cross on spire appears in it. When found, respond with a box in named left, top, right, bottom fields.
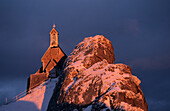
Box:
left=53, top=24, right=56, bottom=28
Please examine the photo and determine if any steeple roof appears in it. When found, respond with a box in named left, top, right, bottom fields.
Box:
left=50, top=24, right=58, bottom=35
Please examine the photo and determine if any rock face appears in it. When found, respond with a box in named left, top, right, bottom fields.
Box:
left=47, top=35, right=148, bottom=111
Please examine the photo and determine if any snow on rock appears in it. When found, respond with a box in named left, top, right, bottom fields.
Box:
left=48, top=35, right=148, bottom=111
left=0, top=78, right=58, bottom=111
left=82, top=105, right=92, bottom=111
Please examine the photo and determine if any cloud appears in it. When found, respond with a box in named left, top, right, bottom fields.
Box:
left=123, top=19, right=141, bottom=36
left=129, top=54, right=170, bottom=70
left=0, top=78, right=27, bottom=105
left=147, top=99, right=170, bottom=111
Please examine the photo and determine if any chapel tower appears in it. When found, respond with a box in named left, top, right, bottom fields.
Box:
left=50, top=24, right=59, bottom=47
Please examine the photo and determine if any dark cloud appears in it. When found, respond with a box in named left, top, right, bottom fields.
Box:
left=147, top=99, right=170, bottom=111
left=129, top=53, right=170, bottom=70
left=0, top=0, right=170, bottom=109
left=123, top=19, right=141, bottom=36
left=0, top=77, right=26, bottom=105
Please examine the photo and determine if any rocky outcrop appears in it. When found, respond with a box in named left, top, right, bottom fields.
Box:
left=47, top=35, right=147, bottom=111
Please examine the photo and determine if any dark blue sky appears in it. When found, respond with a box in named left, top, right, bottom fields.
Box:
left=0, top=0, right=170, bottom=110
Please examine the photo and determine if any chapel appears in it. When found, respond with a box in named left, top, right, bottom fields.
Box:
left=40, top=24, right=67, bottom=76
left=27, top=25, right=67, bottom=91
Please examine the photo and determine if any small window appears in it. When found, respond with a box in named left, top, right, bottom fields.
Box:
left=53, top=36, right=56, bottom=40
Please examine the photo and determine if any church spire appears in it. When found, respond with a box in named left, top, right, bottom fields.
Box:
left=50, top=24, right=58, bottom=47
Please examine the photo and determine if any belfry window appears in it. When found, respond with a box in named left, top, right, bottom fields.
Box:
left=53, top=36, right=56, bottom=40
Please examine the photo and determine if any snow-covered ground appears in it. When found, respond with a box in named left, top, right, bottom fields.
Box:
left=0, top=78, right=58, bottom=111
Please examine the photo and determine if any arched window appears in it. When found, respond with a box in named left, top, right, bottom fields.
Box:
left=53, top=36, right=56, bottom=41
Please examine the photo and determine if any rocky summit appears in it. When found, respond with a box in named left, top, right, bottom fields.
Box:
left=47, top=35, right=148, bottom=111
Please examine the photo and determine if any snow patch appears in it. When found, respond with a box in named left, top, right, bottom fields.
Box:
left=65, top=76, right=77, bottom=95
left=0, top=78, right=58, bottom=111
left=120, top=102, right=144, bottom=111
left=83, top=105, right=92, bottom=111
